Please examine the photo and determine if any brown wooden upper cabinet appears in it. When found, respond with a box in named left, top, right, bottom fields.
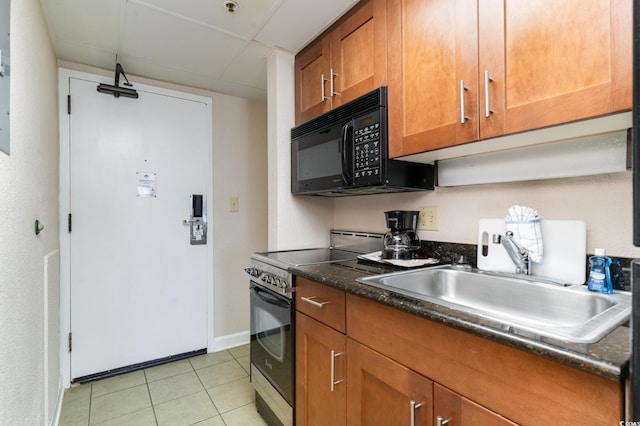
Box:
left=294, top=0, right=387, bottom=125
left=387, top=0, right=632, bottom=158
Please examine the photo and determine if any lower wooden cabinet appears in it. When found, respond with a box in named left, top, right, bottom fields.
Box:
left=295, top=312, right=346, bottom=426
left=434, top=384, right=517, bottom=426
left=347, top=339, right=433, bottom=426
left=295, top=278, right=624, bottom=425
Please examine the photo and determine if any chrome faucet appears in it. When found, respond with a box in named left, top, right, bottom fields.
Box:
left=493, top=231, right=531, bottom=275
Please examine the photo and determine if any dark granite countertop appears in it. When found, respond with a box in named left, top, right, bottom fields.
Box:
left=290, top=260, right=631, bottom=382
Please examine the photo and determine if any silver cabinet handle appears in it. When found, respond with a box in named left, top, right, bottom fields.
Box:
left=484, top=70, right=494, bottom=118
left=436, top=415, right=450, bottom=426
left=330, top=350, right=344, bottom=392
left=410, top=400, right=423, bottom=426
left=300, top=296, right=330, bottom=308
left=459, top=80, right=468, bottom=124
left=183, top=218, right=200, bottom=224
left=321, top=74, right=329, bottom=101
left=330, top=68, right=339, bottom=97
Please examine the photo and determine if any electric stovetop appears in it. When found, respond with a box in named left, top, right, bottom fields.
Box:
left=253, top=248, right=360, bottom=268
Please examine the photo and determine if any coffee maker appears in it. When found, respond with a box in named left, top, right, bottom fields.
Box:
left=383, top=210, right=420, bottom=260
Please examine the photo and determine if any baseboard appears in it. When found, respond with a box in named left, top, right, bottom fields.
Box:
left=211, top=330, right=250, bottom=352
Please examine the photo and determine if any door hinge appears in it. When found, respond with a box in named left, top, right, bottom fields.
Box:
left=67, top=95, right=71, bottom=115
left=68, top=213, right=72, bottom=233
left=68, top=332, right=72, bottom=352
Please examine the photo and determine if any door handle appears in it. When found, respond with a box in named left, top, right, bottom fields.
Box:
left=459, top=80, right=469, bottom=124
left=436, top=415, right=450, bottom=426
left=484, top=70, right=494, bottom=118
left=330, top=350, right=344, bottom=392
left=410, top=400, right=423, bottom=426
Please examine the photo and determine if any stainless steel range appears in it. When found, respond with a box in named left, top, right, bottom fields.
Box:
left=245, top=231, right=383, bottom=426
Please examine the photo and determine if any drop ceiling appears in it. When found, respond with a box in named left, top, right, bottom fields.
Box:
left=40, top=0, right=359, bottom=100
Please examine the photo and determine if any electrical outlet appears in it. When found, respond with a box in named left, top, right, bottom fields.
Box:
left=419, top=206, right=439, bottom=231
left=229, top=196, right=239, bottom=212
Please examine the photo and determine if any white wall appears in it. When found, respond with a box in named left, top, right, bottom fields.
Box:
left=335, top=171, right=640, bottom=258
left=57, top=61, right=268, bottom=349
left=0, top=0, right=60, bottom=424
left=211, top=92, right=268, bottom=340
left=267, top=49, right=334, bottom=251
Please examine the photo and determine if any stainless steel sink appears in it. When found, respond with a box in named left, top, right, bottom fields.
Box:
left=357, top=265, right=631, bottom=343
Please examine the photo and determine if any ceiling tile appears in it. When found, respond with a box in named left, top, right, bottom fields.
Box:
left=41, top=0, right=124, bottom=51
left=122, top=2, right=247, bottom=77
left=52, top=40, right=120, bottom=71
left=40, top=0, right=359, bottom=99
left=117, top=55, right=217, bottom=90
left=221, top=42, right=270, bottom=90
left=255, top=0, right=359, bottom=53
left=131, top=0, right=282, bottom=40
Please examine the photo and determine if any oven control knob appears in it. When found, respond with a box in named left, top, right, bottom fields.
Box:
left=244, top=267, right=260, bottom=278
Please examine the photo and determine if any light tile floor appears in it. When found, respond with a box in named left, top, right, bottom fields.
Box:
left=59, top=344, right=268, bottom=426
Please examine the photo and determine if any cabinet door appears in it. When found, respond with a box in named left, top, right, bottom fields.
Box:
left=296, top=312, right=346, bottom=426
left=330, top=0, right=387, bottom=109
left=434, top=384, right=517, bottom=426
left=479, top=0, right=632, bottom=139
left=346, top=339, right=434, bottom=426
left=388, top=0, right=478, bottom=158
left=295, top=35, right=332, bottom=125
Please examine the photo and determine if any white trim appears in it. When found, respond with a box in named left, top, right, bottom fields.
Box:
left=58, top=67, right=215, bottom=386
left=400, top=111, right=632, bottom=164
left=49, top=379, right=64, bottom=426
left=212, top=330, right=250, bottom=352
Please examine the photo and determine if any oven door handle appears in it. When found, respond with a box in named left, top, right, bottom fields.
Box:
left=251, top=287, right=290, bottom=309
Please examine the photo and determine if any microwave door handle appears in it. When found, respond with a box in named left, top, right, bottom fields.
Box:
left=340, top=121, right=354, bottom=185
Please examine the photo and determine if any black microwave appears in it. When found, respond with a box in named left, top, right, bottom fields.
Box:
left=291, top=87, right=435, bottom=196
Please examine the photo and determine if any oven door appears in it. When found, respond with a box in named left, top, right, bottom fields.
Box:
left=250, top=282, right=293, bottom=405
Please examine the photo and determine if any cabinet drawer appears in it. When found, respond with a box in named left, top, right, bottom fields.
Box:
left=295, top=277, right=346, bottom=333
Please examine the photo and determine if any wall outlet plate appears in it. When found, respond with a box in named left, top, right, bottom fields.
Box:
left=419, top=206, right=439, bottom=231
left=229, top=196, right=239, bottom=212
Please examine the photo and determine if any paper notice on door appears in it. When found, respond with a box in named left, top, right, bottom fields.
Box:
left=136, top=172, right=157, bottom=197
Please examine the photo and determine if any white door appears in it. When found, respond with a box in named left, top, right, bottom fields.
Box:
left=68, top=76, right=211, bottom=380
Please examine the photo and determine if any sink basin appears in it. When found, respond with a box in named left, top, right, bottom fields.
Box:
left=357, top=265, right=631, bottom=343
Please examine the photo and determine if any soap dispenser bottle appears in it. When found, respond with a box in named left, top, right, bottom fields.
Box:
left=587, top=248, right=613, bottom=294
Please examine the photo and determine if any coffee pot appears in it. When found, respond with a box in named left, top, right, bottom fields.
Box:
left=383, top=210, right=420, bottom=260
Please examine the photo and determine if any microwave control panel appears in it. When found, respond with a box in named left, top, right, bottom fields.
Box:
left=353, top=111, right=382, bottom=184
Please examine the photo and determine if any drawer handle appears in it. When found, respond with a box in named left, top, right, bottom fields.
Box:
left=410, top=400, right=423, bottom=426
left=330, top=350, right=344, bottom=392
left=436, top=415, right=450, bottom=426
left=300, top=296, right=330, bottom=308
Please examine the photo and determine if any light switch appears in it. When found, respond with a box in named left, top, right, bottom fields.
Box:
left=229, top=196, right=239, bottom=212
